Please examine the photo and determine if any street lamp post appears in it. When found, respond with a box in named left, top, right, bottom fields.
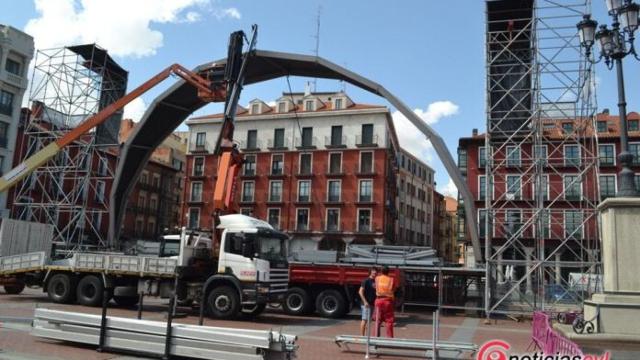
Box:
left=577, top=0, right=640, bottom=197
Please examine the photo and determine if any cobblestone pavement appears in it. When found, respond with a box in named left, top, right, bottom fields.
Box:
left=0, top=288, right=536, bottom=360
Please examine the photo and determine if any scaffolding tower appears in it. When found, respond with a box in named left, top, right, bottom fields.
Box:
left=484, top=0, right=599, bottom=315
left=12, top=45, right=127, bottom=250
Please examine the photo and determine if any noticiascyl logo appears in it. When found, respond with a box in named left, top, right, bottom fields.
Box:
left=477, top=339, right=511, bottom=360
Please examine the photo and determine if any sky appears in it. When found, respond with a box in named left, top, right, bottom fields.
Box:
left=2, top=0, right=638, bottom=197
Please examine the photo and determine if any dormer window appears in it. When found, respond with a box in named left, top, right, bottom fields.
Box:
left=304, top=100, right=315, bottom=111
left=278, top=102, right=287, bottom=113
left=334, top=98, right=343, bottom=110
left=251, top=103, right=260, bottom=114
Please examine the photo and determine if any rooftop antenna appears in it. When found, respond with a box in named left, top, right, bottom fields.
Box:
left=311, top=5, right=322, bottom=93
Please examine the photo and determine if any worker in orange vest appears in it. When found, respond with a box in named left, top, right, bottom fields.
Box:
left=374, top=266, right=395, bottom=338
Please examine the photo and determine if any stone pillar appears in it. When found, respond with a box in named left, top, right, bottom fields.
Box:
left=493, top=246, right=504, bottom=283
left=554, top=252, right=562, bottom=285
left=524, top=247, right=534, bottom=296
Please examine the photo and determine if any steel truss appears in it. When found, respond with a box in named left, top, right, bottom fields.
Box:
left=12, top=46, right=126, bottom=250
left=484, top=0, right=599, bottom=315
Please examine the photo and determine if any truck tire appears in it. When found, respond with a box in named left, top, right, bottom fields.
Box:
left=113, top=296, right=139, bottom=307
left=283, top=287, right=312, bottom=315
left=241, top=303, right=266, bottom=318
left=316, top=289, right=347, bottom=318
left=4, top=283, right=25, bottom=295
left=47, top=273, right=76, bottom=304
left=207, top=286, right=240, bottom=319
left=76, top=275, right=104, bottom=307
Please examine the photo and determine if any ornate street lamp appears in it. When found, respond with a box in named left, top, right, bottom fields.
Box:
left=577, top=1, right=640, bottom=197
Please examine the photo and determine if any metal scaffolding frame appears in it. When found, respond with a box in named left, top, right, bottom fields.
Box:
left=11, top=45, right=127, bottom=250
left=484, top=0, right=600, bottom=315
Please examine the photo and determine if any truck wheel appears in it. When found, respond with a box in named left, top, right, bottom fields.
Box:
left=316, top=289, right=347, bottom=318
left=241, top=303, right=266, bottom=318
left=47, top=273, right=76, bottom=304
left=113, top=296, right=139, bottom=307
left=76, top=275, right=104, bottom=307
left=283, top=287, right=312, bottom=315
left=4, top=283, right=25, bottom=295
left=207, top=286, right=240, bottom=319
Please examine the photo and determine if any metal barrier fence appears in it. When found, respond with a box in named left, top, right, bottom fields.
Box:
left=532, top=311, right=583, bottom=356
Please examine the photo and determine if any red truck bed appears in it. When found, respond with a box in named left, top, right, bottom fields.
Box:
left=289, top=263, right=403, bottom=286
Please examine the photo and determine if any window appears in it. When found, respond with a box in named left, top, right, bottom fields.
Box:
left=138, top=193, right=146, bottom=208
left=329, top=152, right=342, bottom=174
left=564, top=211, right=583, bottom=239
left=479, top=175, right=487, bottom=200
left=334, top=98, right=343, bottom=110
left=538, top=210, right=550, bottom=238
left=296, top=209, right=309, bottom=230
left=598, top=144, right=615, bottom=166
left=243, top=155, right=256, bottom=175
left=564, top=145, right=581, bottom=167
left=271, top=154, right=284, bottom=175
left=534, top=145, right=548, bottom=166
left=5, top=58, right=21, bottom=75
left=479, top=147, right=487, bottom=168
left=636, top=174, right=640, bottom=192
left=251, top=103, right=260, bottom=114
left=240, top=208, right=253, bottom=216
left=479, top=209, right=488, bottom=237
left=195, top=132, right=206, bottom=147
left=91, top=212, right=102, bottom=232
left=599, top=175, right=616, bottom=199
left=298, top=180, right=311, bottom=202
left=148, top=220, right=156, bottom=235
left=597, top=121, right=607, bottom=133
left=458, top=148, right=467, bottom=170
left=299, top=153, right=312, bottom=174
left=361, top=124, right=374, bottom=144
left=278, top=102, right=286, bottom=113
left=241, top=181, right=255, bottom=202
left=630, top=143, right=640, bottom=165
left=301, top=127, right=313, bottom=147
left=0, top=155, right=4, bottom=175
left=505, top=210, right=522, bottom=237
left=327, top=180, right=341, bottom=202
left=246, top=130, right=258, bottom=149
left=269, top=180, right=283, bottom=202
left=629, top=119, right=639, bottom=131
left=273, top=128, right=285, bottom=148
left=193, top=157, right=205, bottom=176
left=188, top=208, right=200, bottom=229
left=95, top=180, right=106, bottom=203
left=304, top=100, right=315, bottom=111
left=360, top=151, right=373, bottom=173
left=149, top=197, right=157, bottom=211
left=0, top=90, right=14, bottom=116
left=506, top=146, right=521, bottom=167
left=506, top=175, right=522, bottom=200
left=267, top=208, right=280, bottom=229
left=564, top=175, right=581, bottom=200
left=562, top=122, right=574, bottom=134
left=97, top=157, right=108, bottom=176
left=534, top=175, right=549, bottom=201
left=190, top=182, right=203, bottom=202
left=330, top=126, right=343, bottom=146
left=359, top=179, right=373, bottom=202
left=358, top=209, right=372, bottom=232
left=135, top=218, right=144, bottom=235
left=326, top=209, right=340, bottom=231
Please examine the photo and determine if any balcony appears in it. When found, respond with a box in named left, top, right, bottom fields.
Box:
left=295, top=165, right=313, bottom=177
left=295, top=136, right=317, bottom=150
left=240, top=197, right=256, bottom=205
left=187, top=195, right=204, bottom=204
left=354, top=222, right=375, bottom=234
left=324, top=136, right=347, bottom=149
left=239, top=140, right=262, bottom=152
left=189, top=143, right=210, bottom=154
left=326, top=166, right=345, bottom=177
left=322, top=221, right=344, bottom=233
left=355, top=164, right=376, bottom=176
left=356, top=194, right=374, bottom=204
left=293, top=223, right=312, bottom=233
left=267, top=138, right=289, bottom=150
left=2, top=72, right=27, bottom=89
left=295, top=196, right=312, bottom=205
left=356, top=134, right=378, bottom=148
left=324, top=196, right=344, bottom=205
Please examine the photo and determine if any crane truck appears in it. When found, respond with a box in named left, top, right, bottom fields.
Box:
left=0, top=26, right=289, bottom=319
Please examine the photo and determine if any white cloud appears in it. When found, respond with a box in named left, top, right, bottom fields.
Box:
left=213, top=7, right=241, bottom=20
left=123, top=98, right=147, bottom=121
left=392, top=100, right=460, bottom=164
left=24, top=0, right=212, bottom=58
left=438, top=178, right=458, bottom=198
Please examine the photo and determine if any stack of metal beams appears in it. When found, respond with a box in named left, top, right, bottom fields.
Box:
left=32, top=308, right=297, bottom=360
left=344, top=245, right=441, bottom=266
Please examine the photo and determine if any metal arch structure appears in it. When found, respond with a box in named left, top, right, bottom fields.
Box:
left=108, top=50, right=482, bottom=264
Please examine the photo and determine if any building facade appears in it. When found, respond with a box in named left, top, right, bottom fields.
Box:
left=395, top=148, right=434, bottom=247
left=183, top=91, right=401, bottom=252
left=0, top=25, right=34, bottom=217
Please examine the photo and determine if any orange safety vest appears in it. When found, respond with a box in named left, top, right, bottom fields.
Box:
left=375, top=274, right=394, bottom=298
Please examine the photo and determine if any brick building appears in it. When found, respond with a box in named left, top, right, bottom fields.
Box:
left=183, top=91, right=402, bottom=252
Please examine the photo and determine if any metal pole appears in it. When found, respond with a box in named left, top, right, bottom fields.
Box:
left=198, top=287, right=206, bottom=326
left=365, top=307, right=372, bottom=359
left=163, top=276, right=180, bottom=360
left=432, top=309, right=439, bottom=360
left=137, top=293, right=144, bottom=320
left=613, top=55, right=638, bottom=196
left=97, top=287, right=110, bottom=352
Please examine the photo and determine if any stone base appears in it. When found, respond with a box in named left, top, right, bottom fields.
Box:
left=584, top=293, right=640, bottom=335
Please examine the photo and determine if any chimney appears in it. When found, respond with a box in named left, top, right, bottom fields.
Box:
left=472, top=128, right=478, bottom=136
left=602, top=108, right=610, bottom=115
